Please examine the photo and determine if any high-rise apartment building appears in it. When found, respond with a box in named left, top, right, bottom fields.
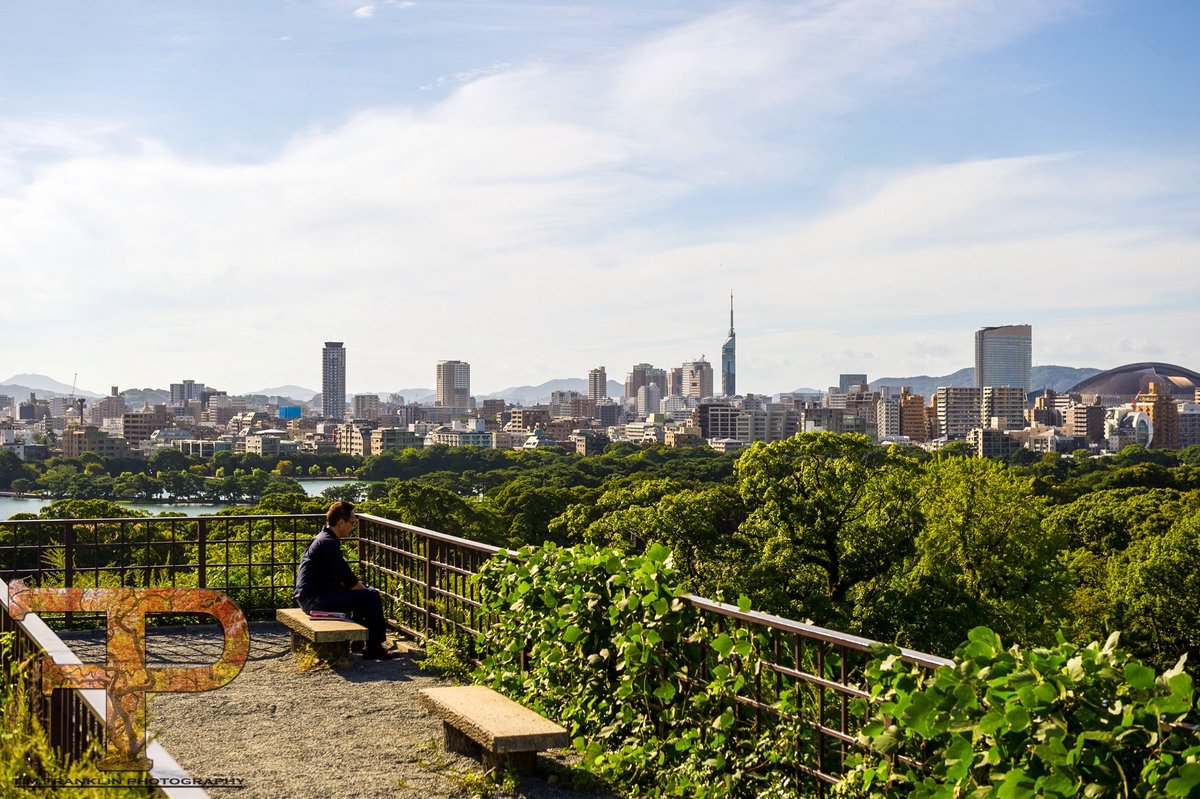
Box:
left=90, top=387, right=126, bottom=425
left=937, top=386, right=982, bottom=440
left=352, top=394, right=381, bottom=422
left=721, top=294, right=736, bottom=397
left=1134, top=381, right=1179, bottom=450
left=877, top=397, right=900, bottom=438
left=897, top=389, right=929, bottom=443
left=625, top=364, right=665, bottom=400
left=436, top=360, right=471, bottom=409
left=981, top=386, right=1027, bottom=431
left=170, top=380, right=205, bottom=406
left=667, top=367, right=684, bottom=397
left=588, top=367, right=607, bottom=401
left=975, top=324, right=1032, bottom=391
left=682, top=358, right=714, bottom=399
left=322, top=342, right=346, bottom=420
left=636, top=383, right=662, bottom=418
left=1066, top=401, right=1106, bottom=447
left=839, top=374, right=868, bottom=394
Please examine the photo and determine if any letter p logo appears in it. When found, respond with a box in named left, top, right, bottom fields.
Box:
left=6, top=581, right=249, bottom=771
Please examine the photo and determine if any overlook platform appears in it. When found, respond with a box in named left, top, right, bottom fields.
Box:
left=59, top=623, right=606, bottom=799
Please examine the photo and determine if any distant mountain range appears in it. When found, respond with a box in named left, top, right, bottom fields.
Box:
left=869, top=365, right=1102, bottom=398
left=478, top=378, right=625, bottom=406
left=4, top=367, right=1107, bottom=410
left=0, top=374, right=104, bottom=399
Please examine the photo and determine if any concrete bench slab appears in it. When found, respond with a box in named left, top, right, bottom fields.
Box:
left=418, top=685, right=569, bottom=774
left=276, top=608, right=367, bottom=661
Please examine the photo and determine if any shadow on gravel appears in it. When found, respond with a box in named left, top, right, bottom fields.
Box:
left=330, top=661, right=420, bottom=684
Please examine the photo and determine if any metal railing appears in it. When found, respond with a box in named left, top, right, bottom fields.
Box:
left=2, top=510, right=950, bottom=793
left=0, top=514, right=325, bottom=623
left=355, top=514, right=500, bottom=641
left=683, top=595, right=950, bottom=788
left=352, top=512, right=951, bottom=792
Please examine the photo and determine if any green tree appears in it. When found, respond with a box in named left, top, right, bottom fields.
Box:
left=381, top=482, right=501, bottom=543
left=732, top=433, right=920, bottom=626
left=113, top=472, right=162, bottom=502
left=37, top=465, right=78, bottom=499
left=0, top=451, right=32, bottom=489
left=483, top=478, right=593, bottom=547
left=1106, top=509, right=1200, bottom=671
left=149, top=447, right=189, bottom=473
left=890, top=457, right=1064, bottom=652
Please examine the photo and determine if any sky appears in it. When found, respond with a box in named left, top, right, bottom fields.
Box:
left=1, top=0, right=1197, bottom=396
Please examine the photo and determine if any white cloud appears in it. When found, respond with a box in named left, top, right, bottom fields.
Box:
left=352, top=5, right=375, bottom=19
left=1, top=0, right=1195, bottom=394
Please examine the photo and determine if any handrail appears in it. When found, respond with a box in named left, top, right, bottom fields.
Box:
left=684, top=595, right=954, bottom=670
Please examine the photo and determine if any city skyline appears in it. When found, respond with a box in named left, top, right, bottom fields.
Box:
left=2, top=2, right=1197, bottom=394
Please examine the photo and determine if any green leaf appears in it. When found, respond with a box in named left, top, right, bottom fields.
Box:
left=1165, top=763, right=1200, bottom=796
left=1040, top=771, right=1075, bottom=797
left=943, top=734, right=974, bottom=782
left=563, top=624, right=583, bottom=644
left=737, top=595, right=752, bottom=613
left=996, top=767, right=1037, bottom=799
left=1124, top=662, right=1156, bottom=691
left=654, top=683, right=677, bottom=704
left=646, top=542, right=670, bottom=563
left=1006, top=706, right=1031, bottom=732
left=712, top=633, right=734, bottom=658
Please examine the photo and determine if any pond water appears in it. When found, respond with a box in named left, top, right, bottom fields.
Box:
left=0, top=478, right=362, bottom=520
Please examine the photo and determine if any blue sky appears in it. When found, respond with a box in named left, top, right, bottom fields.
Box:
left=1, top=0, right=1197, bottom=395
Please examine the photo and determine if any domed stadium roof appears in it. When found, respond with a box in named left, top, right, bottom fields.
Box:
left=1067, top=362, right=1200, bottom=398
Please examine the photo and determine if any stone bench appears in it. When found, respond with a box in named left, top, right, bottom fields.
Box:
left=276, top=607, right=368, bottom=662
left=418, top=685, right=569, bottom=774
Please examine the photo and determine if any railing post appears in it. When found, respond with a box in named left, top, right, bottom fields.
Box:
left=63, top=523, right=74, bottom=628
left=197, top=518, right=207, bottom=589
left=424, top=537, right=434, bottom=634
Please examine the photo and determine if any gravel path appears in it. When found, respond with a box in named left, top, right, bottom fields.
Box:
left=60, top=624, right=614, bottom=799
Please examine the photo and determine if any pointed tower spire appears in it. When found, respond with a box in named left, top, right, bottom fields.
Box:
left=721, top=291, right=736, bottom=397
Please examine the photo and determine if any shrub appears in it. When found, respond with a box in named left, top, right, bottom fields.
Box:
left=839, top=627, right=1200, bottom=798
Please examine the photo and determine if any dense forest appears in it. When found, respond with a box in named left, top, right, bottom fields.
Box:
left=5, top=436, right=1199, bottom=672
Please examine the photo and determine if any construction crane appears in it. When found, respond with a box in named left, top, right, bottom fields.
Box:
left=68, top=372, right=85, bottom=426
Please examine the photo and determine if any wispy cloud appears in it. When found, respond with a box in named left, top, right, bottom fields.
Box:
left=0, top=0, right=1194, bottom=392
left=352, top=5, right=375, bottom=19
left=418, top=62, right=514, bottom=92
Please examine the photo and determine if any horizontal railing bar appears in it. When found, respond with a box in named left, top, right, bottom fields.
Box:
left=356, top=514, right=506, bottom=555
left=686, top=595, right=953, bottom=670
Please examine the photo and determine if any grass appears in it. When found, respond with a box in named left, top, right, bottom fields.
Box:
left=0, top=633, right=151, bottom=798
left=414, top=631, right=473, bottom=680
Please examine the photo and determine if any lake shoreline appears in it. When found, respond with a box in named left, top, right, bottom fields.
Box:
left=0, top=479, right=361, bottom=520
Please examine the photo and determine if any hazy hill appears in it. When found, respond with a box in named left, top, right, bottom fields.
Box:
left=870, top=365, right=1102, bottom=397
left=479, top=378, right=624, bottom=406
left=0, top=373, right=104, bottom=399
left=120, top=388, right=171, bottom=407
left=244, top=385, right=319, bottom=402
